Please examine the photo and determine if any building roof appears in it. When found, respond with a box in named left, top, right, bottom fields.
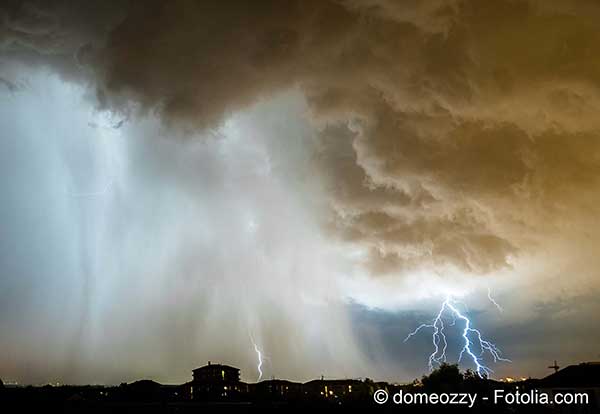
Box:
left=257, top=379, right=301, bottom=386
left=303, top=379, right=364, bottom=386
left=127, top=380, right=162, bottom=390
left=539, top=362, right=600, bottom=388
left=192, top=363, right=239, bottom=372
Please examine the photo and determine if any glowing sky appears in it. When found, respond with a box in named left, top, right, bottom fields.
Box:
left=1, top=0, right=600, bottom=385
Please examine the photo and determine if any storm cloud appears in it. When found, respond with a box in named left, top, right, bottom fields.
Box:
left=2, top=0, right=600, bottom=383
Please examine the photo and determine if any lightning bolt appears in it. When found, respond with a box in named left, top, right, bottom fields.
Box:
left=249, top=334, right=264, bottom=382
left=67, top=177, right=113, bottom=198
left=487, top=287, right=503, bottom=313
left=404, top=296, right=510, bottom=378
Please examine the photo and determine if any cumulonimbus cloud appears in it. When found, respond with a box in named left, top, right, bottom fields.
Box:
left=3, top=0, right=600, bottom=280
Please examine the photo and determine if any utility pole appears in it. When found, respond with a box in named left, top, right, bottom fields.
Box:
left=548, top=360, right=559, bottom=373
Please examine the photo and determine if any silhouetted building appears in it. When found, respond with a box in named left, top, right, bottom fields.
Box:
left=190, top=362, right=244, bottom=400
left=254, top=379, right=302, bottom=400
left=116, top=380, right=181, bottom=402
left=178, top=380, right=193, bottom=400
left=193, top=362, right=239, bottom=383
left=537, top=362, right=600, bottom=412
left=303, top=379, right=371, bottom=401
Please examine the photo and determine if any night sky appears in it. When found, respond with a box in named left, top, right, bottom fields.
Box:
left=1, top=0, right=600, bottom=385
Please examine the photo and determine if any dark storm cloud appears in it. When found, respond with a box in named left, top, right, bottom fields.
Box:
left=6, top=0, right=600, bottom=276
left=3, top=0, right=600, bottom=382
left=97, top=0, right=600, bottom=276
left=0, top=0, right=123, bottom=82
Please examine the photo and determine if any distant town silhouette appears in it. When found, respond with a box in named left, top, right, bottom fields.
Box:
left=1, top=360, right=599, bottom=412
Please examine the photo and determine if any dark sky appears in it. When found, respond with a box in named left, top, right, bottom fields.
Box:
left=1, top=0, right=600, bottom=385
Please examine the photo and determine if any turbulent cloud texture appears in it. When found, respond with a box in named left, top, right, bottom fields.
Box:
left=2, top=0, right=600, bottom=382
left=76, top=0, right=600, bottom=276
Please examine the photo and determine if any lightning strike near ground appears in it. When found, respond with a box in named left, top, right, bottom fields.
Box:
left=404, top=296, right=511, bottom=378
left=250, top=335, right=265, bottom=382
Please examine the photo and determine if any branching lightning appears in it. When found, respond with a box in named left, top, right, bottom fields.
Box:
left=404, top=296, right=510, bottom=378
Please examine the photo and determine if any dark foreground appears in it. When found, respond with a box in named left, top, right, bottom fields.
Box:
left=1, top=362, right=598, bottom=413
